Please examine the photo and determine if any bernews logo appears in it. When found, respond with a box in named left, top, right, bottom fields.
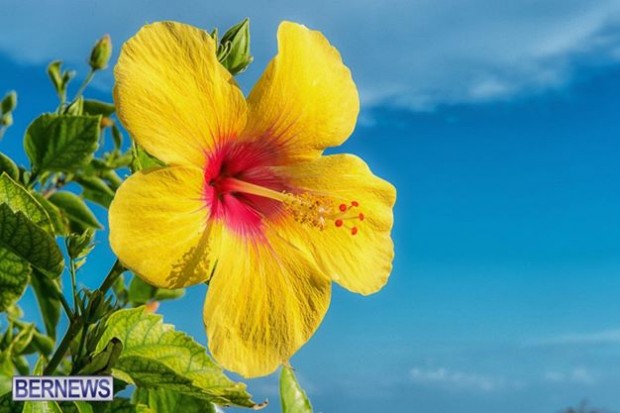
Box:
left=12, top=376, right=113, bottom=401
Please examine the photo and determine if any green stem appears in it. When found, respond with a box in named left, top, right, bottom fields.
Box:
left=68, top=249, right=79, bottom=314
left=44, top=259, right=124, bottom=375
left=98, top=259, right=124, bottom=293
left=75, top=322, right=89, bottom=367
left=43, top=318, right=83, bottom=375
left=74, top=69, right=95, bottom=100
left=53, top=280, right=74, bottom=320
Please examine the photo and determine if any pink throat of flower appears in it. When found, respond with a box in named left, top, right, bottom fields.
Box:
left=203, top=140, right=366, bottom=238
left=203, top=140, right=287, bottom=237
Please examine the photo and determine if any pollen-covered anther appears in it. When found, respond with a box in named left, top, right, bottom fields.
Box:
left=283, top=192, right=334, bottom=230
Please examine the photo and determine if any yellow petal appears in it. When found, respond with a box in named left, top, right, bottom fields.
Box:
left=114, top=21, right=247, bottom=167
left=244, top=21, right=359, bottom=162
left=278, top=155, right=396, bottom=295
left=109, top=165, right=219, bottom=289
left=204, top=229, right=331, bottom=378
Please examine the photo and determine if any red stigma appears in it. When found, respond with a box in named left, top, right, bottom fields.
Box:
left=335, top=219, right=343, bottom=227
left=351, top=227, right=358, bottom=235
left=339, top=203, right=347, bottom=212
left=358, top=213, right=365, bottom=221
left=351, top=201, right=359, bottom=207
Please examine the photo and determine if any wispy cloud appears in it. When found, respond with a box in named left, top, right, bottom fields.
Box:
left=543, top=368, right=597, bottom=385
left=409, top=367, right=517, bottom=392
left=1, top=0, right=620, bottom=110
left=534, top=329, right=620, bottom=346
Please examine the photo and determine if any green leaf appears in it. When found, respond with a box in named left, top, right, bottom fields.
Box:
left=11, top=323, right=35, bottom=355
left=0, top=173, right=54, bottom=234
left=30, top=271, right=61, bottom=339
left=280, top=366, right=313, bottom=413
left=153, top=287, right=185, bottom=302
left=12, top=355, right=29, bottom=375
left=111, top=125, right=123, bottom=150
left=72, top=401, right=95, bottom=413
left=49, top=191, right=102, bottom=230
left=29, top=192, right=67, bottom=236
left=97, top=399, right=153, bottom=413
left=23, top=399, right=63, bottom=413
left=0, top=392, right=22, bottom=412
left=30, top=330, right=55, bottom=356
left=0, top=249, right=30, bottom=312
left=218, top=18, right=253, bottom=75
left=138, top=388, right=216, bottom=413
left=127, top=276, right=156, bottom=306
left=97, top=307, right=261, bottom=408
left=0, top=203, right=64, bottom=277
left=24, top=114, right=100, bottom=173
left=128, top=274, right=186, bottom=305
left=0, top=374, right=10, bottom=398
left=77, top=176, right=115, bottom=208
left=0, top=153, right=19, bottom=181
left=83, top=99, right=115, bottom=117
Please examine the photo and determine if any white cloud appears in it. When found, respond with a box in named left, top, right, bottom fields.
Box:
left=535, top=329, right=620, bottom=346
left=1, top=0, right=620, bottom=110
left=409, top=367, right=511, bottom=392
left=543, top=368, right=596, bottom=385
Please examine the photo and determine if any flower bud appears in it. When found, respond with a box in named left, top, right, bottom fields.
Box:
left=89, top=34, right=113, bottom=71
left=1, top=91, right=17, bottom=114
left=47, top=61, right=63, bottom=93
left=66, top=96, right=84, bottom=116
left=218, top=19, right=253, bottom=75
left=0, top=113, right=12, bottom=128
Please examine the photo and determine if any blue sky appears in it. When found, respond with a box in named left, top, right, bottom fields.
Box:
left=2, top=1, right=620, bottom=412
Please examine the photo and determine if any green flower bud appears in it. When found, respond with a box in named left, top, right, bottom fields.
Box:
left=89, top=34, right=113, bottom=71
left=1, top=91, right=17, bottom=114
left=47, top=60, right=63, bottom=94
left=218, top=18, right=253, bottom=75
left=66, top=96, right=84, bottom=116
left=1, top=112, right=12, bottom=128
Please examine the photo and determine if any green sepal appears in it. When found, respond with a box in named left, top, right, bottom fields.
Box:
left=280, top=365, right=313, bottom=413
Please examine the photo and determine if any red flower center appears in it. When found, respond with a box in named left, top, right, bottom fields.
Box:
left=203, top=140, right=287, bottom=237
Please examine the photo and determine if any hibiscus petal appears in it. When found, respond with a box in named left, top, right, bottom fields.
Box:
left=278, top=155, right=396, bottom=295
left=109, top=165, right=219, bottom=288
left=114, top=21, right=247, bottom=167
left=203, top=229, right=331, bottom=378
left=244, top=21, right=359, bottom=163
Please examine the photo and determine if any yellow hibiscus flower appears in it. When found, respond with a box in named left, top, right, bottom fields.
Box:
left=109, top=20, right=396, bottom=378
